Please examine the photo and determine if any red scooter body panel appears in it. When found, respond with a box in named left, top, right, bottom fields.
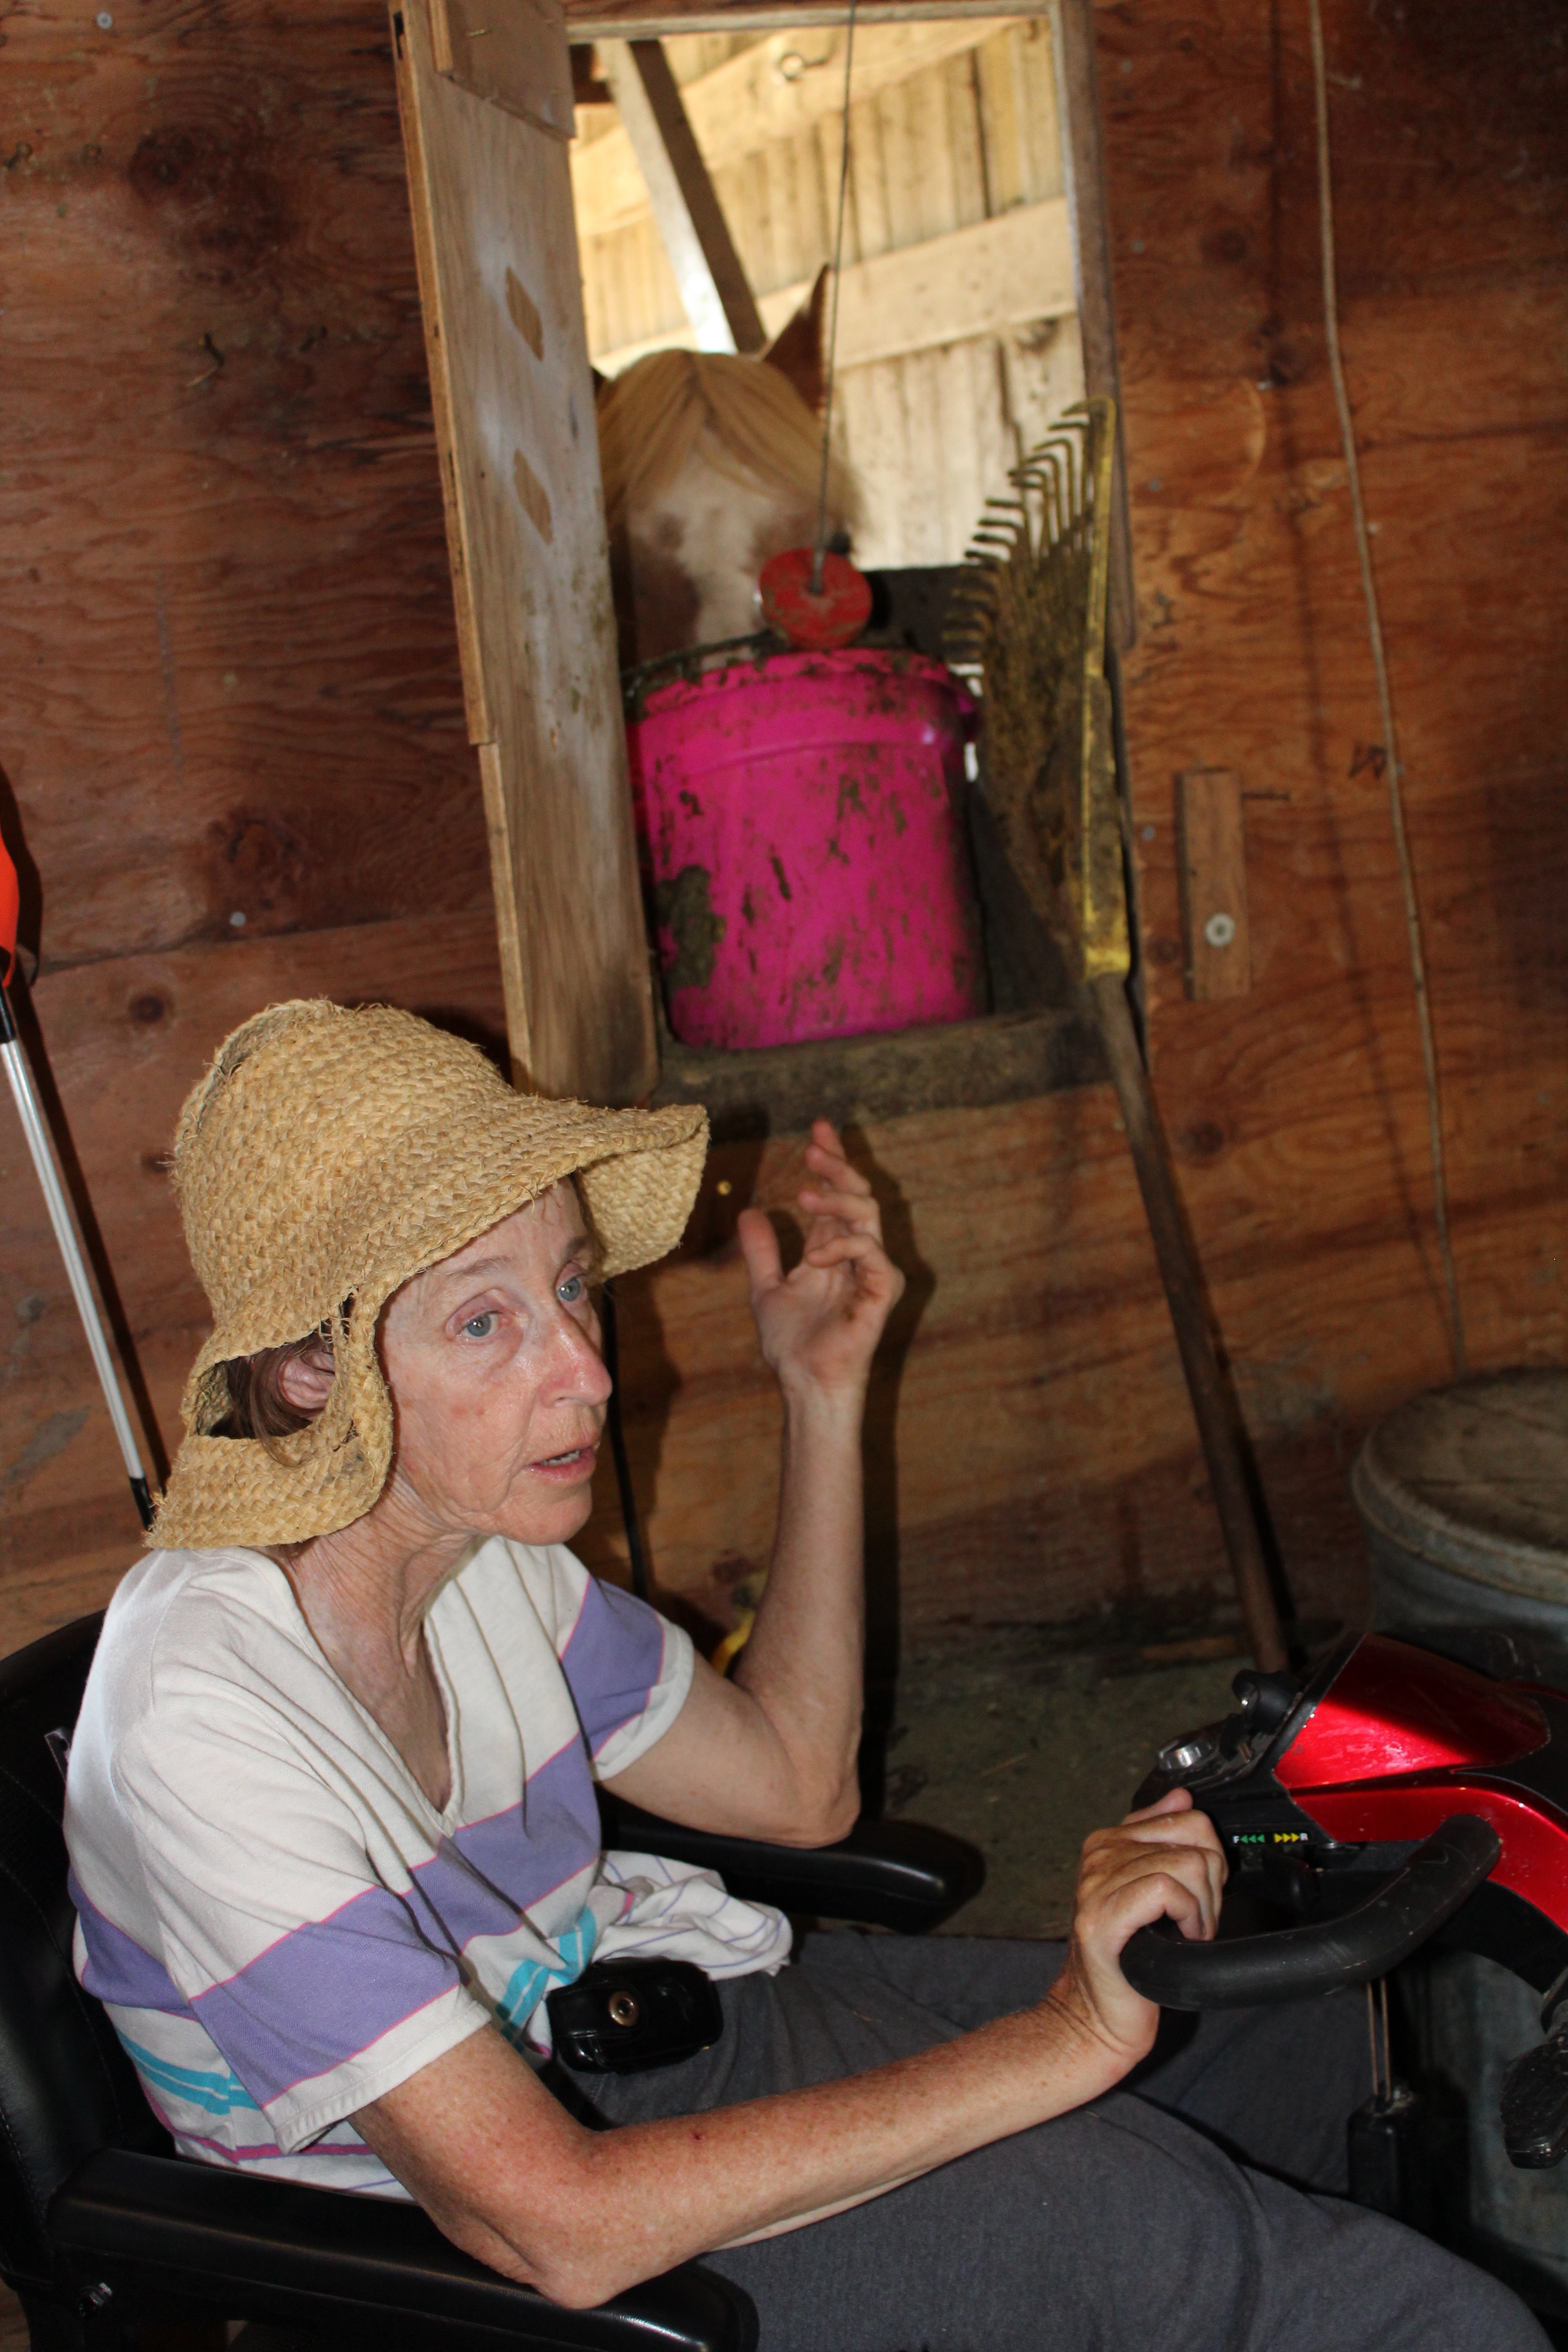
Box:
left=1297, top=1784, right=1568, bottom=1933
left=1133, top=1631, right=1568, bottom=2015
left=1276, top=1638, right=1548, bottom=1788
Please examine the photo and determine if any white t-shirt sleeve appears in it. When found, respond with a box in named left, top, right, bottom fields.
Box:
left=537, top=1547, right=694, bottom=1779
left=115, top=1695, right=490, bottom=2153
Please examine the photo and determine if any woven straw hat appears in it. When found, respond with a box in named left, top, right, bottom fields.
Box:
left=151, top=1000, right=707, bottom=1551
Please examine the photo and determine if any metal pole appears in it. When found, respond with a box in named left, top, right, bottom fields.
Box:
left=0, top=983, right=154, bottom=1530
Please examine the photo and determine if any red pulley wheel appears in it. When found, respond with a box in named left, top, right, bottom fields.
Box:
left=758, top=547, right=873, bottom=651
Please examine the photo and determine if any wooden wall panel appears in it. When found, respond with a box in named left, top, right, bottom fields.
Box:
left=2, top=6, right=489, bottom=971
left=0, top=0, right=502, bottom=1637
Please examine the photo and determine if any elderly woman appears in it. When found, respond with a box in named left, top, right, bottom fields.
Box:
left=65, top=1002, right=1541, bottom=2352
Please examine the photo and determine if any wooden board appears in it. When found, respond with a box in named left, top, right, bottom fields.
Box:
left=393, top=0, right=657, bottom=1102
left=1176, top=769, right=1250, bottom=1000
left=598, top=39, right=766, bottom=352
left=568, top=1, right=1040, bottom=29
left=431, top=0, right=578, bottom=137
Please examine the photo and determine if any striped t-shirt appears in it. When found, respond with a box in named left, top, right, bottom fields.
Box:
left=64, top=1540, right=789, bottom=2193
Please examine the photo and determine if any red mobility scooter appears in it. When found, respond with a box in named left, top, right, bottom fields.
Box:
left=1122, top=1630, right=1568, bottom=2175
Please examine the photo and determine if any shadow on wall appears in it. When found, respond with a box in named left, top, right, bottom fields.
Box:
left=580, top=1119, right=936, bottom=1809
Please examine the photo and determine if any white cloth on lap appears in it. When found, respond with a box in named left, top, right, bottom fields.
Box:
left=64, top=1539, right=788, bottom=2193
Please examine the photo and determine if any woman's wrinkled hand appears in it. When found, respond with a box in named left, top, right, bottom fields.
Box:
left=736, top=1119, right=905, bottom=1404
left=1047, top=1788, right=1228, bottom=2069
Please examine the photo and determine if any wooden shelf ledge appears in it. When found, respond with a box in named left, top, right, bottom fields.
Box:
left=650, top=1004, right=1106, bottom=1140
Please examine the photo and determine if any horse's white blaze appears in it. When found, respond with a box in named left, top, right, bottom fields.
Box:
left=635, top=444, right=815, bottom=650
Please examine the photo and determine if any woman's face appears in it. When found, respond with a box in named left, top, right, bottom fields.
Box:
left=378, top=1182, right=612, bottom=1548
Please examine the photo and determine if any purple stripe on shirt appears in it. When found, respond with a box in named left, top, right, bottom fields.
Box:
left=189, top=1740, right=603, bottom=2104
left=192, top=1897, right=458, bottom=2104
left=70, top=1871, right=197, bottom=2019
left=559, top=1576, right=667, bottom=1756
left=446, top=1736, right=601, bottom=1920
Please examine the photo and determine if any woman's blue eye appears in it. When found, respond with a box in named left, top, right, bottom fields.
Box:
left=558, top=1274, right=584, bottom=1305
left=461, top=1312, right=496, bottom=1339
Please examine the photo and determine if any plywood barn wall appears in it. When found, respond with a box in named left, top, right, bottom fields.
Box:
left=2, top=0, right=1565, bottom=1666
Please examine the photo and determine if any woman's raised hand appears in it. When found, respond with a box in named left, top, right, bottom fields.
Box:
left=736, top=1119, right=905, bottom=1404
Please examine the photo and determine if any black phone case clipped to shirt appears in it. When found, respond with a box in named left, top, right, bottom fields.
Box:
left=547, top=1957, right=725, bottom=2075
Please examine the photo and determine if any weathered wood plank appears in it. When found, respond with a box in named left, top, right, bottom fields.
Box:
left=592, top=193, right=1075, bottom=372
left=1176, top=770, right=1250, bottom=1000
left=432, top=0, right=578, bottom=137
left=598, top=39, right=767, bottom=352
left=393, top=0, right=657, bottom=1101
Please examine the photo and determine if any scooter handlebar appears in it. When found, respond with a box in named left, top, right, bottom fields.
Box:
left=1119, top=1812, right=1501, bottom=2010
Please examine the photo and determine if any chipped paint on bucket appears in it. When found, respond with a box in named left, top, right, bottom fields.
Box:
left=627, top=648, right=985, bottom=1050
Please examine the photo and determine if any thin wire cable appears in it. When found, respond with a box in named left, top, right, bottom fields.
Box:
left=809, top=0, right=858, bottom=592
left=1308, top=0, right=1466, bottom=1374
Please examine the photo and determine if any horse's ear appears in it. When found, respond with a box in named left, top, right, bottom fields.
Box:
left=763, top=265, right=830, bottom=413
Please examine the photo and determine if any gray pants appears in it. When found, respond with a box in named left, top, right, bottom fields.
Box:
left=574, top=1932, right=1547, bottom=2352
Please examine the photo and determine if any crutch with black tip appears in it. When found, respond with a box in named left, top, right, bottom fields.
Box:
left=0, top=836, right=156, bottom=1529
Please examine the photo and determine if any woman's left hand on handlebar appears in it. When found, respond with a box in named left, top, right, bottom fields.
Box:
left=737, top=1119, right=905, bottom=1401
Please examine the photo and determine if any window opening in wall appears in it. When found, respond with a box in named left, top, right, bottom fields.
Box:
left=570, top=11, right=1103, bottom=1115
left=576, top=15, right=1083, bottom=566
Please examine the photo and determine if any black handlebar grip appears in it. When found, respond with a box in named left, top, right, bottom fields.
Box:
left=1119, top=1813, right=1501, bottom=2010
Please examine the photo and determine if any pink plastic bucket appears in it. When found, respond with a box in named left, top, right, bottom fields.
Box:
left=626, top=649, right=985, bottom=1050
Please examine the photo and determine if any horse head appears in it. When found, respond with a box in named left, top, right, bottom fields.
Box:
left=596, top=269, right=861, bottom=671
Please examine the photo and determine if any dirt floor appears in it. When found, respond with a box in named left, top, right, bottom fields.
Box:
left=876, top=1630, right=1247, bottom=1938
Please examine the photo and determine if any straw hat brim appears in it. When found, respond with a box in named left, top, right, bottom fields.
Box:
left=151, top=1082, right=707, bottom=1553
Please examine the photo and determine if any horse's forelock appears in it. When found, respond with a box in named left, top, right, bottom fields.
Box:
left=598, top=348, right=858, bottom=541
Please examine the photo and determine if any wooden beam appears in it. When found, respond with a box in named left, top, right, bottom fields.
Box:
left=594, top=194, right=1075, bottom=372
left=599, top=39, right=766, bottom=353
left=392, top=0, right=658, bottom=1103
left=568, top=1, right=1039, bottom=32
left=572, top=17, right=1025, bottom=239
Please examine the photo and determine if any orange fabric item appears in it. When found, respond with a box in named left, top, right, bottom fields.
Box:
left=0, top=837, right=18, bottom=985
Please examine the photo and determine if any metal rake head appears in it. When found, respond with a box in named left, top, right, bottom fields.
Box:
left=944, top=398, right=1127, bottom=984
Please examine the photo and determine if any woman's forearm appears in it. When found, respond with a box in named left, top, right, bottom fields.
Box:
left=358, top=1980, right=1132, bottom=2310
left=730, top=1382, right=867, bottom=1836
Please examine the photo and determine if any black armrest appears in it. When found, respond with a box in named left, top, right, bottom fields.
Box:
left=49, top=2148, right=755, bottom=2352
left=598, top=1799, right=983, bottom=1934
